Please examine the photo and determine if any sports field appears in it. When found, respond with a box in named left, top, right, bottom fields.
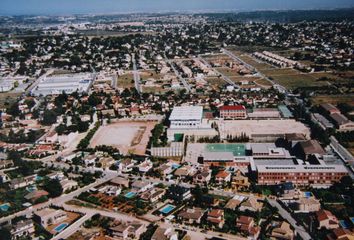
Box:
left=90, top=121, right=157, bottom=155
left=206, top=143, right=246, bottom=156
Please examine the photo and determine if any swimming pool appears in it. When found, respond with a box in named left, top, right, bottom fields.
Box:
left=0, top=203, right=10, bottom=211
left=124, top=192, right=136, bottom=199
left=206, top=144, right=246, bottom=156
left=35, top=176, right=43, bottom=181
left=159, top=204, right=176, bottom=214
left=339, top=220, right=349, bottom=229
left=26, top=185, right=37, bottom=192
left=172, top=164, right=180, bottom=169
left=304, top=192, right=312, bottom=198
left=54, top=222, right=68, bottom=232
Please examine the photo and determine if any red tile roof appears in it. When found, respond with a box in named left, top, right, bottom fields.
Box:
left=220, top=105, right=246, bottom=111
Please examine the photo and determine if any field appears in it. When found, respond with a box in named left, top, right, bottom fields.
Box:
left=117, top=73, right=135, bottom=89
left=90, top=121, right=157, bottom=155
left=0, top=92, right=21, bottom=108
left=311, top=94, right=354, bottom=106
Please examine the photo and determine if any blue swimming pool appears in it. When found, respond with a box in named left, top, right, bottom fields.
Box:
left=124, top=192, right=136, bottom=199
left=304, top=192, right=312, bottom=198
left=26, top=185, right=37, bottom=192
left=54, top=223, right=68, bottom=232
left=159, top=204, right=176, bottom=214
left=35, top=176, right=43, bottom=181
left=172, top=164, right=180, bottom=169
left=339, top=220, right=349, bottom=229
left=0, top=203, right=10, bottom=211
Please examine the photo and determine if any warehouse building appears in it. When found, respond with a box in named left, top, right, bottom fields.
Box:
left=31, top=73, right=93, bottom=96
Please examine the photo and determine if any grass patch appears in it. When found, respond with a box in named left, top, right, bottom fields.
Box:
left=311, top=94, right=354, bottom=106
left=118, top=73, right=135, bottom=89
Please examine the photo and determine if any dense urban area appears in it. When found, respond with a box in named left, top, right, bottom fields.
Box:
left=0, top=9, right=353, bottom=240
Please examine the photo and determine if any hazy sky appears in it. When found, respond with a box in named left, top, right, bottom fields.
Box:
left=1, top=0, right=354, bottom=15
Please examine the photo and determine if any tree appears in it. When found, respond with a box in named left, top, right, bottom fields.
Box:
left=42, top=110, right=57, bottom=125
left=0, top=228, right=11, bottom=240
left=43, top=178, right=63, bottom=198
left=6, top=102, right=20, bottom=117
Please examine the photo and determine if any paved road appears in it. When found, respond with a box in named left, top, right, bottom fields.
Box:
left=267, top=199, right=312, bottom=240
left=164, top=53, right=191, bottom=92
left=132, top=54, right=142, bottom=94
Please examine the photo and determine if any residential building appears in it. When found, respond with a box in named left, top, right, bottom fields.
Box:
left=236, top=216, right=261, bottom=240
left=177, top=208, right=205, bottom=224
left=316, top=210, right=339, bottom=230
left=34, top=208, right=67, bottom=227
left=207, top=209, right=225, bottom=228
left=151, top=227, right=178, bottom=240
left=167, top=185, right=191, bottom=202
left=270, top=221, right=294, bottom=240
left=231, top=170, right=250, bottom=191
left=11, top=220, right=35, bottom=239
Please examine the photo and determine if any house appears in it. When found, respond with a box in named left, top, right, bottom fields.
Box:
left=84, top=155, right=97, bottom=166
left=193, top=168, right=211, bottom=184
left=207, top=209, right=225, bottom=228
left=98, top=185, right=122, bottom=196
left=9, top=175, right=36, bottom=190
left=110, top=221, right=145, bottom=240
left=99, top=157, right=115, bottom=169
left=239, top=196, right=263, bottom=212
left=11, top=219, right=35, bottom=239
left=158, top=163, right=174, bottom=176
left=118, top=159, right=136, bottom=172
left=110, top=223, right=131, bottom=239
left=270, top=221, right=294, bottom=240
left=0, top=159, right=13, bottom=169
left=140, top=187, right=166, bottom=203
left=316, top=210, right=339, bottom=230
left=131, top=180, right=153, bottom=193
left=167, top=185, right=192, bottom=202
left=24, top=190, right=49, bottom=203
left=174, top=165, right=196, bottom=177
left=327, top=228, right=354, bottom=240
left=177, top=208, right=205, bottom=224
left=34, top=208, right=67, bottom=227
left=295, top=197, right=321, bottom=212
left=110, top=177, right=130, bottom=188
left=0, top=172, right=10, bottom=183
left=231, top=170, right=250, bottom=191
left=151, top=227, right=178, bottom=240
left=215, top=170, right=231, bottom=184
left=225, top=195, right=246, bottom=210
left=138, top=160, right=153, bottom=173
left=60, top=179, right=78, bottom=192
left=47, top=171, right=65, bottom=181
left=236, top=215, right=260, bottom=240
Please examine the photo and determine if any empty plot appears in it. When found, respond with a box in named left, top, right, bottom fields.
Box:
left=90, top=121, right=157, bottom=155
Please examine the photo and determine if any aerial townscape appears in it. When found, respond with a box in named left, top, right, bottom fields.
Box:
left=0, top=2, right=354, bottom=240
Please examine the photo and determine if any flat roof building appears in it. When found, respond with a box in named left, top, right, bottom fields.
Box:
left=169, top=106, right=203, bottom=129
left=32, top=73, right=93, bottom=96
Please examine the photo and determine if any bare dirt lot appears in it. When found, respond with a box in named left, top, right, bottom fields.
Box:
left=90, top=121, right=157, bottom=155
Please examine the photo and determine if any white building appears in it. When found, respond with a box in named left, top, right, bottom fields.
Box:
left=32, top=73, right=93, bottom=96
left=169, top=106, right=203, bottom=129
